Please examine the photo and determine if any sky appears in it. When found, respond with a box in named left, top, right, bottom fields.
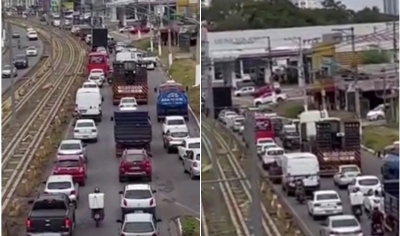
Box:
left=341, top=0, right=384, bottom=11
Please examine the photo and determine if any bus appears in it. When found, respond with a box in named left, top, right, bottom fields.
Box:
left=86, top=52, right=109, bottom=76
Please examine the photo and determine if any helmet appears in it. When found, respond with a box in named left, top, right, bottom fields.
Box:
left=94, top=187, right=100, bottom=193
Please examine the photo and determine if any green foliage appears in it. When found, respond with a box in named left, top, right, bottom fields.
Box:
left=181, top=216, right=197, bottom=236
left=202, top=0, right=398, bottom=31
left=360, top=50, right=391, bottom=64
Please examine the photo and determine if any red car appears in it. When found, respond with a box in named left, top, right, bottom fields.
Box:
left=53, top=155, right=86, bottom=186
left=253, top=84, right=281, bottom=98
left=119, top=149, right=152, bottom=182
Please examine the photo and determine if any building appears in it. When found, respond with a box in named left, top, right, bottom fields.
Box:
left=291, top=0, right=321, bottom=9
left=383, top=0, right=399, bottom=15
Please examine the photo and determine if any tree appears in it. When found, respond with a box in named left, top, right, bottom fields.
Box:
left=202, top=0, right=398, bottom=31
left=360, top=50, right=391, bottom=64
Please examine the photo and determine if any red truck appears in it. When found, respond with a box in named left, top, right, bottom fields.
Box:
left=254, top=113, right=275, bottom=141
left=86, top=52, right=109, bottom=76
left=111, top=61, right=148, bottom=105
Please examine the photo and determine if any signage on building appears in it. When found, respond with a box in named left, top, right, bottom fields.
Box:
left=213, top=36, right=269, bottom=46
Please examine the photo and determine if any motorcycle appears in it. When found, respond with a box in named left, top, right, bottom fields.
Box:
left=352, top=205, right=362, bottom=220
left=296, top=193, right=305, bottom=204
left=91, top=208, right=104, bottom=227
left=371, top=223, right=384, bottom=236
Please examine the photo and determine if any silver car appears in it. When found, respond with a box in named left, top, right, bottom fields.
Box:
left=183, top=149, right=200, bottom=180
left=57, top=139, right=87, bottom=162
left=333, top=165, right=361, bottom=189
left=117, top=213, right=161, bottom=236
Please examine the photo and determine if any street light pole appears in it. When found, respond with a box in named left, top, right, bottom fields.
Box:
left=7, top=20, right=16, bottom=126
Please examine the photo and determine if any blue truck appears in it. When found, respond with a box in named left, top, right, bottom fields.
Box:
left=156, top=83, right=188, bottom=122
left=382, top=151, right=399, bottom=234
left=113, top=110, right=152, bottom=157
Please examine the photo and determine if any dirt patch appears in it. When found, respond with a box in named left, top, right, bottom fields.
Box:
left=180, top=215, right=200, bottom=236
left=362, top=125, right=399, bottom=151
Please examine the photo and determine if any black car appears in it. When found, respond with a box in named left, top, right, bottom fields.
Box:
left=12, top=33, right=20, bottom=38
left=13, top=55, right=29, bottom=69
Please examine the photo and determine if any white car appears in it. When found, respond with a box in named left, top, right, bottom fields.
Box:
left=27, top=27, right=35, bottom=32
left=363, top=187, right=383, bottom=212
left=162, top=116, right=187, bottom=134
left=87, top=74, right=104, bottom=87
left=73, top=119, right=98, bottom=142
left=26, top=46, right=38, bottom=56
left=257, top=137, right=275, bottom=145
left=27, top=30, right=38, bottom=40
left=347, top=175, right=381, bottom=195
left=333, top=165, right=361, bottom=188
left=119, top=184, right=157, bottom=216
left=90, top=69, right=105, bottom=77
left=234, top=86, right=255, bottom=96
left=163, top=127, right=189, bottom=153
left=257, top=143, right=279, bottom=155
left=118, top=26, right=134, bottom=33
left=2, top=65, right=17, bottom=78
left=308, top=190, right=343, bottom=220
left=115, top=42, right=126, bottom=52
left=117, top=213, right=161, bottom=236
left=57, top=139, right=87, bottom=162
left=183, top=149, right=200, bottom=180
left=319, top=215, right=362, bottom=236
left=119, top=97, right=138, bottom=109
left=44, top=175, right=79, bottom=205
left=260, top=147, right=284, bottom=169
left=253, top=92, right=287, bottom=106
left=222, top=111, right=238, bottom=125
left=82, top=81, right=100, bottom=90
left=177, top=137, right=201, bottom=160
left=366, top=104, right=388, bottom=121
left=142, top=54, right=157, bottom=70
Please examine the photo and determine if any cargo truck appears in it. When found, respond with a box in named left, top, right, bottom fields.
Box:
left=156, top=81, right=188, bottom=122
left=382, top=151, right=399, bottom=234
left=113, top=110, right=152, bottom=158
left=299, top=110, right=361, bottom=176
left=111, top=61, right=148, bottom=105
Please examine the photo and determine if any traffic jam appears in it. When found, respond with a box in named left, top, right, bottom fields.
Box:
left=24, top=23, right=200, bottom=236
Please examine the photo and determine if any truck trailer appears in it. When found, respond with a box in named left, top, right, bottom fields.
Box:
left=156, top=81, right=188, bottom=122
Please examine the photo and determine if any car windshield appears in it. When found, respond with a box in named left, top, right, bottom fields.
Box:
left=267, top=150, right=284, bottom=156
left=123, top=222, right=154, bottom=233
left=372, top=105, right=384, bottom=111
left=331, top=219, right=359, bottom=228
left=27, top=46, right=36, bottom=50
left=77, top=122, right=94, bottom=128
left=341, top=166, right=359, bottom=173
left=170, top=132, right=188, bottom=138
left=316, top=193, right=339, bottom=201
left=125, top=189, right=152, bottom=199
left=56, top=159, right=80, bottom=167
left=89, top=76, right=101, bottom=80
left=83, top=83, right=97, bottom=88
left=235, top=119, right=245, bottom=125
left=60, top=143, right=81, bottom=150
left=359, top=178, right=379, bottom=186
left=121, top=98, right=136, bottom=104
left=188, top=142, right=200, bottom=149
left=91, top=70, right=103, bottom=74
left=125, top=153, right=144, bottom=162
left=167, top=119, right=184, bottom=125
left=47, top=181, right=72, bottom=190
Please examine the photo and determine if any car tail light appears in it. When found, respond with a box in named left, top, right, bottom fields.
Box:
left=64, top=218, right=71, bottom=228
left=149, top=198, right=154, bottom=206
left=152, top=233, right=157, bottom=236
left=336, top=202, right=342, bottom=206
left=70, top=190, right=76, bottom=195
left=192, top=162, right=198, bottom=167
left=120, top=234, right=125, bottom=236
left=314, top=203, right=321, bottom=207
left=79, top=167, right=84, bottom=173
left=53, top=168, right=59, bottom=174
left=92, top=129, right=96, bottom=132
left=43, top=191, right=49, bottom=194
left=143, top=161, right=151, bottom=168
left=26, top=219, right=31, bottom=228
left=77, top=151, right=83, bottom=155
left=123, top=199, right=127, bottom=206
left=167, top=137, right=172, bottom=141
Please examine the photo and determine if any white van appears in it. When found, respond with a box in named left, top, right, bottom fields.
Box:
left=76, top=88, right=102, bottom=122
left=281, top=152, right=320, bottom=196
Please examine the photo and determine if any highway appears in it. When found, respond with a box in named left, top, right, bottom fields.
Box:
left=63, top=42, right=200, bottom=234
left=2, top=24, right=43, bottom=93
left=223, top=100, right=394, bottom=236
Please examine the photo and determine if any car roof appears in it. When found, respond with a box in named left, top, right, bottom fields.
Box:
left=284, top=152, right=316, bottom=159
left=76, top=119, right=95, bottom=123
left=314, top=190, right=338, bottom=195
left=165, top=116, right=184, bottom=120
left=125, top=184, right=151, bottom=191
left=328, top=215, right=357, bottom=221
left=355, top=175, right=378, bottom=180
left=60, top=139, right=81, bottom=144
left=124, top=213, right=153, bottom=222
left=47, top=175, right=73, bottom=182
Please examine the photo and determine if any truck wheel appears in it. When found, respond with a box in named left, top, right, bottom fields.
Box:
left=184, top=116, right=189, bottom=121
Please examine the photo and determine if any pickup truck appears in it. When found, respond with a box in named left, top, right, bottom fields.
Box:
left=26, top=194, right=76, bottom=236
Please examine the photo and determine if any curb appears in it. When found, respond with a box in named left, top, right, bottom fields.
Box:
left=361, top=145, right=376, bottom=155
left=177, top=217, right=183, bottom=235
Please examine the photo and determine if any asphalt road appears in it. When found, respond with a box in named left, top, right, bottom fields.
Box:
left=2, top=24, right=43, bottom=93
left=66, top=46, right=200, bottom=234
left=226, top=100, right=393, bottom=236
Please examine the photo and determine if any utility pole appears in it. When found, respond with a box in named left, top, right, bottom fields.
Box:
left=285, top=37, right=308, bottom=111
left=244, top=110, right=263, bottom=236
left=167, top=1, right=172, bottom=68
left=7, top=21, right=16, bottom=126
left=47, top=1, right=54, bottom=71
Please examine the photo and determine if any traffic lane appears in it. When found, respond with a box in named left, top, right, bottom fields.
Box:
left=72, top=69, right=199, bottom=235
left=219, top=114, right=387, bottom=236
left=2, top=24, right=43, bottom=93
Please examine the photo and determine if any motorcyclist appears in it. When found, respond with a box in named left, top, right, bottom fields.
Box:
left=349, top=187, right=364, bottom=216
left=89, top=187, right=105, bottom=227
left=295, top=179, right=305, bottom=202
left=370, top=206, right=385, bottom=235
left=17, top=39, right=21, bottom=49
